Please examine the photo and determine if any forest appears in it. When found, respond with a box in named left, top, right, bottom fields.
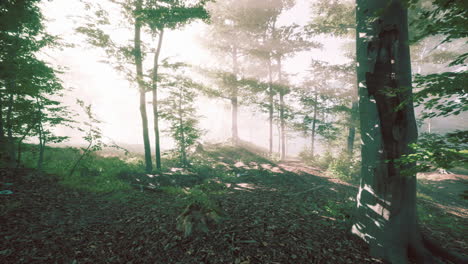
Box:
left=0, top=0, right=467, bottom=263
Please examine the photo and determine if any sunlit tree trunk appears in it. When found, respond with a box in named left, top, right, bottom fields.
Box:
left=277, top=56, right=286, bottom=160
left=352, top=1, right=465, bottom=263
left=134, top=0, right=152, bottom=173
left=152, top=28, right=164, bottom=170
left=311, top=90, right=318, bottom=157
left=178, top=92, right=187, bottom=166
left=268, top=58, right=273, bottom=156
left=231, top=45, right=239, bottom=145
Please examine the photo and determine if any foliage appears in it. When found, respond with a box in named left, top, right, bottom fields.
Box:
left=410, top=0, right=468, bottom=121
left=305, top=0, right=355, bottom=36
left=68, top=100, right=111, bottom=177
left=398, top=131, right=468, bottom=174
left=327, top=152, right=360, bottom=182
left=19, top=144, right=134, bottom=193
left=413, top=71, right=467, bottom=118
left=159, top=65, right=204, bottom=166
left=0, top=0, right=70, bottom=167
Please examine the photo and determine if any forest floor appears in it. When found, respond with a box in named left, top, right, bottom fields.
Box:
left=0, top=145, right=466, bottom=263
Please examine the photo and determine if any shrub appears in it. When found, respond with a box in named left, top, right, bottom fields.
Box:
left=327, top=152, right=360, bottom=182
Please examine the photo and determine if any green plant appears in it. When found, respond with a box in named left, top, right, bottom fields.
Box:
left=327, top=152, right=360, bottom=181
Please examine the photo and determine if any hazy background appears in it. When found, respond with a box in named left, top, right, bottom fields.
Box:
left=38, top=0, right=466, bottom=156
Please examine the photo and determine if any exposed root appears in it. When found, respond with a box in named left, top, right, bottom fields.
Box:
left=423, top=235, right=468, bottom=264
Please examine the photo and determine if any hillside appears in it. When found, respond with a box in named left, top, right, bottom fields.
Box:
left=0, top=144, right=466, bottom=263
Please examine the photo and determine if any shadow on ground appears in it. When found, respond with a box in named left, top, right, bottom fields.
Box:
left=0, top=146, right=466, bottom=263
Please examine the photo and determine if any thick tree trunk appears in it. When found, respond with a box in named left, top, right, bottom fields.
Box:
left=0, top=92, right=4, bottom=144
left=352, top=1, right=467, bottom=263
left=268, top=58, right=273, bottom=156
left=134, top=0, right=152, bottom=173
left=0, top=92, right=6, bottom=164
left=231, top=46, right=239, bottom=145
left=347, top=101, right=358, bottom=155
left=152, top=28, right=164, bottom=170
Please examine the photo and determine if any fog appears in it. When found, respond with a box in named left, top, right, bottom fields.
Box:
left=38, top=0, right=466, bottom=156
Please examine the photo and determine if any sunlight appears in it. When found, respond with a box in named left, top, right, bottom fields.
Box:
left=3, top=0, right=467, bottom=262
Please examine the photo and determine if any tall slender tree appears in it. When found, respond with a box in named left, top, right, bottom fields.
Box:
left=141, top=0, right=209, bottom=169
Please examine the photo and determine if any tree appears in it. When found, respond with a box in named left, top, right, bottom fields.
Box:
left=68, top=100, right=105, bottom=177
left=77, top=0, right=209, bottom=172
left=0, top=0, right=70, bottom=168
left=352, top=0, right=466, bottom=263
left=141, top=0, right=209, bottom=170
left=293, top=60, right=354, bottom=157
left=77, top=0, right=154, bottom=172
left=159, top=68, right=203, bottom=167
left=204, top=0, right=297, bottom=148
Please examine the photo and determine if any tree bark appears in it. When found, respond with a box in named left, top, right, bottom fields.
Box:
left=311, top=90, right=318, bottom=157
left=178, top=91, right=187, bottom=166
left=268, top=58, right=273, bottom=156
left=0, top=91, right=6, bottom=164
left=347, top=101, right=358, bottom=155
left=37, top=123, right=45, bottom=171
left=231, top=45, right=239, bottom=145
left=0, top=92, right=4, bottom=144
left=152, top=28, right=164, bottom=170
left=6, top=93, right=16, bottom=167
left=277, top=56, right=286, bottom=160
left=352, top=1, right=467, bottom=263
left=134, top=0, right=153, bottom=173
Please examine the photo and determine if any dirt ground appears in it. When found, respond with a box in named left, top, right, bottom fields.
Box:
left=0, top=163, right=466, bottom=263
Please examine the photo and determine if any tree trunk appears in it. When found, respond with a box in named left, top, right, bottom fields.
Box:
left=6, top=93, right=16, bottom=167
left=268, top=58, right=273, bottom=156
left=231, top=96, right=238, bottom=144
left=37, top=123, right=45, bottom=171
left=347, top=101, right=358, bottom=155
left=311, top=90, right=318, bottom=157
left=352, top=1, right=467, bottom=263
left=134, top=0, right=152, bottom=173
left=16, top=121, right=36, bottom=168
left=277, top=57, right=286, bottom=160
left=178, top=93, right=187, bottom=166
left=152, top=28, right=164, bottom=170
left=231, top=45, right=239, bottom=145
left=0, top=92, right=6, bottom=164
left=0, top=92, right=4, bottom=144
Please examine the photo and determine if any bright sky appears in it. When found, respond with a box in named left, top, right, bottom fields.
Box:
left=39, top=0, right=350, bottom=154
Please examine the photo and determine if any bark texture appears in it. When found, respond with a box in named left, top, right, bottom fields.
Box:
left=347, top=101, right=358, bottom=155
left=353, top=1, right=467, bottom=263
